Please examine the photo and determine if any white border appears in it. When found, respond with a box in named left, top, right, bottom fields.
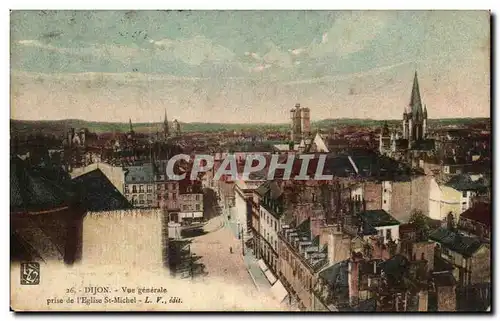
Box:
left=1, top=2, right=498, bottom=320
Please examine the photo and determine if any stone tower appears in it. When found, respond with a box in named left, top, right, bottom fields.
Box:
left=289, top=103, right=311, bottom=143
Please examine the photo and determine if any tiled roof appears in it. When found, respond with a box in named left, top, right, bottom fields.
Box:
left=124, top=163, right=155, bottom=184
left=72, top=169, right=132, bottom=212
left=460, top=202, right=491, bottom=227
left=429, top=227, right=482, bottom=257
left=359, top=209, right=400, bottom=228
left=11, top=156, right=72, bottom=214
left=445, top=174, right=489, bottom=192
left=319, top=260, right=349, bottom=287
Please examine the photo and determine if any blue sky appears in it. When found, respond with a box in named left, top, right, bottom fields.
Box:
left=10, top=10, right=490, bottom=123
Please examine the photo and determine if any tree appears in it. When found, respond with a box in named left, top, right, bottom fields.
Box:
left=409, top=209, right=430, bottom=241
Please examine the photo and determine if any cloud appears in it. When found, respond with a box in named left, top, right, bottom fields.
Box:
left=151, top=35, right=236, bottom=66
left=288, top=48, right=305, bottom=56
left=312, top=12, right=390, bottom=58
left=16, top=39, right=142, bottom=63
left=321, top=32, right=328, bottom=44
left=284, top=59, right=418, bottom=85
left=250, top=64, right=272, bottom=72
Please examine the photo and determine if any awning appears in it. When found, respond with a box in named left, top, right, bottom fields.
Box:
left=264, top=269, right=277, bottom=285
left=258, top=259, right=268, bottom=272
left=271, top=280, right=288, bottom=303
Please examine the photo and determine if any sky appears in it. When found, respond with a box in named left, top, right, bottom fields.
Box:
left=10, top=10, right=490, bottom=123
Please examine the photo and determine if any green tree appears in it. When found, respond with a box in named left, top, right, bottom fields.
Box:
left=409, top=209, right=430, bottom=241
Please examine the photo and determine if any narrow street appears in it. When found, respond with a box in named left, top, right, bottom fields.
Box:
left=187, top=214, right=286, bottom=310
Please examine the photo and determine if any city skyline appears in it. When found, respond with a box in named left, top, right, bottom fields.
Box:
left=10, top=10, right=490, bottom=123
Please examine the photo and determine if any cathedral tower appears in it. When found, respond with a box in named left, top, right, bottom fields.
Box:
left=163, top=109, right=170, bottom=139
left=402, top=71, right=428, bottom=144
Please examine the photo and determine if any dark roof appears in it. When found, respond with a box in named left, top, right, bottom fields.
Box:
left=460, top=202, right=491, bottom=227
left=433, top=255, right=455, bottom=273
left=429, top=227, right=482, bottom=257
left=433, top=272, right=456, bottom=287
left=319, top=260, right=349, bottom=287
left=72, top=169, right=132, bottom=212
left=359, top=209, right=400, bottom=228
left=11, top=156, right=72, bottom=214
left=124, top=164, right=155, bottom=183
left=410, top=139, right=435, bottom=151
left=445, top=174, right=489, bottom=192
left=296, top=218, right=311, bottom=239
left=380, top=254, right=410, bottom=277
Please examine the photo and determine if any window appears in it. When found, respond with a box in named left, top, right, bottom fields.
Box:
left=196, top=195, right=200, bottom=201
left=139, top=185, right=144, bottom=193
left=384, top=200, right=387, bottom=204
left=312, top=193, right=317, bottom=202
left=139, top=194, right=144, bottom=200
left=172, top=193, right=176, bottom=200
left=157, top=194, right=162, bottom=200
left=124, top=185, right=129, bottom=193
left=384, top=189, right=387, bottom=193
left=462, top=191, right=468, bottom=198
left=195, top=204, right=200, bottom=211
left=378, top=229, right=383, bottom=237
left=132, top=185, right=137, bottom=193
left=386, top=229, right=392, bottom=241
left=147, top=185, right=153, bottom=193
left=183, top=205, right=188, bottom=211
left=147, top=194, right=152, bottom=201
left=274, top=221, right=277, bottom=232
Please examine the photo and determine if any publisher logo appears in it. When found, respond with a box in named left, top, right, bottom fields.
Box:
left=20, top=262, right=40, bottom=285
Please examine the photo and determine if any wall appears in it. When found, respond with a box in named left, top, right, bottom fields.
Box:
left=471, top=245, right=490, bottom=284
left=437, top=285, right=457, bottom=311
left=429, top=179, right=462, bottom=221
left=279, top=238, right=315, bottom=311
left=82, top=209, right=167, bottom=270
left=260, top=206, right=279, bottom=271
left=375, top=225, right=400, bottom=244
left=391, top=176, right=431, bottom=223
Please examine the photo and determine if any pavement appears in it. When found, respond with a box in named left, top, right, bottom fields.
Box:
left=185, top=205, right=289, bottom=310
left=222, top=207, right=273, bottom=293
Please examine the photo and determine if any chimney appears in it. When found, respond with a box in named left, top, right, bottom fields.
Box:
left=348, top=254, right=361, bottom=306
left=418, top=290, right=428, bottom=312
left=327, top=227, right=349, bottom=265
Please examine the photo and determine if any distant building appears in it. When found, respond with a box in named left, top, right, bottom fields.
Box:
left=172, top=119, right=181, bottom=136
left=457, top=202, right=491, bottom=242
left=123, top=164, right=156, bottom=208
left=290, top=103, right=311, bottom=143
left=175, top=179, right=203, bottom=225
left=379, top=71, right=435, bottom=157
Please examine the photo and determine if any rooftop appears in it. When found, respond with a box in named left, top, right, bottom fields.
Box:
left=11, top=156, right=72, bottom=214
left=124, top=163, right=155, bottom=184
left=429, top=227, right=483, bottom=257
left=359, top=209, right=400, bottom=228
left=460, top=202, right=491, bottom=227
left=72, top=169, right=132, bottom=212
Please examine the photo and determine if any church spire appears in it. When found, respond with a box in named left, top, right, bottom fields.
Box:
left=129, top=118, right=133, bottom=133
left=163, top=109, right=169, bottom=136
left=409, top=71, right=423, bottom=114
